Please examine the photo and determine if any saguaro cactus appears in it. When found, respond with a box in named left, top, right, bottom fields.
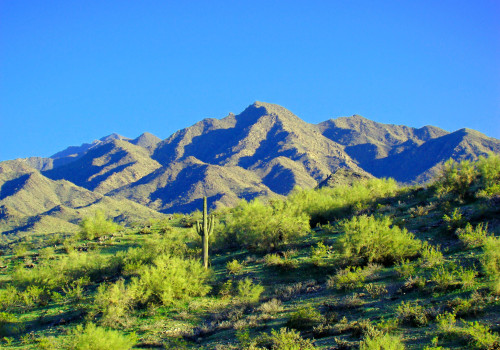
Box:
left=195, top=196, right=214, bottom=269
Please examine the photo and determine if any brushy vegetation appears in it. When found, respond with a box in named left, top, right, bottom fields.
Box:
left=0, top=155, right=499, bottom=349
left=336, top=215, right=422, bottom=265
left=79, top=210, right=122, bottom=240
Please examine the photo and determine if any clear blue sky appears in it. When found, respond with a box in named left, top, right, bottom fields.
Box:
left=1, top=0, right=499, bottom=161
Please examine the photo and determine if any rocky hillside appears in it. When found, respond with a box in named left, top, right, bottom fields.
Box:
left=1, top=101, right=499, bottom=235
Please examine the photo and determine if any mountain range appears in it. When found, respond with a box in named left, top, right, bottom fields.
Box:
left=1, top=101, right=499, bottom=237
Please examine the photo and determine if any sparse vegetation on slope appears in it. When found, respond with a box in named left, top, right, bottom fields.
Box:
left=0, top=155, right=498, bottom=349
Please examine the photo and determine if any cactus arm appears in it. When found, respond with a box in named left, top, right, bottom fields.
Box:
left=196, top=220, right=203, bottom=236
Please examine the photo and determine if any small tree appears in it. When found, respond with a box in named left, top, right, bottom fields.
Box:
left=79, top=210, right=122, bottom=240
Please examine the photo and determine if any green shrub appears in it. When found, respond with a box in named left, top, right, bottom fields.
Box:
left=429, top=262, right=477, bottom=291
left=222, top=199, right=310, bottom=252
left=418, top=243, right=444, bottom=268
left=364, top=283, right=388, bottom=299
left=461, top=321, right=500, bottom=349
left=423, top=337, right=446, bottom=350
left=0, top=312, right=22, bottom=337
left=269, top=327, right=317, bottom=349
left=131, top=255, right=211, bottom=306
left=476, top=153, right=500, bottom=196
left=436, top=312, right=457, bottom=334
left=264, top=253, right=298, bottom=270
left=286, top=306, right=324, bottom=330
left=457, top=223, right=490, bottom=249
left=336, top=215, right=422, bottom=265
left=258, top=298, right=283, bottom=315
left=327, top=266, right=368, bottom=291
left=360, top=332, right=405, bottom=350
left=310, top=241, right=329, bottom=266
left=67, top=323, right=137, bottom=350
left=436, top=159, right=476, bottom=200
left=226, top=259, right=244, bottom=275
left=0, top=286, right=20, bottom=312
left=396, top=301, right=429, bottom=327
left=92, top=279, right=135, bottom=328
left=20, top=285, right=50, bottom=309
left=395, top=259, right=417, bottom=279
left=79, top=210, right=122, bottom=240
left=443, top=208, right=465, bottom=232
left=237, top=278, right=264, bottom=304
left=481, top=236, right=500, bottom=281
left=449, top=294, right=485, bottom=317
left=218, top=279, right=234, bottom=299
left=437, top=312, right=500, bottom=350
left=435, top=155, right=500, bottom=200
left=12, top=251, right=121, bottom=291
left=117, top=233, right=189, bottom=274
left=287, top=178, right=399, bottom=225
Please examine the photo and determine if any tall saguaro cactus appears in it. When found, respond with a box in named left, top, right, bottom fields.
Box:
left=195, top=196, right=214, bottom=269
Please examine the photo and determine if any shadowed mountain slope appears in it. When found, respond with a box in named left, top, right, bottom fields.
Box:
left=43, top=140, right=162, bottom=194
left=364, top=128, right=500, bottom=183
left=1, top=102, right=499, bottom=235
left=0, top=161, right=166, bottom=236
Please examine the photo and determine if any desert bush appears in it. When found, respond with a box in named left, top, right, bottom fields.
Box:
left=436, top=159, right=476, bottom=200
left=269, top=327, right=317, bottom=349
left=287, top=178, right=399, bottom=225
left=286, top=306, right=324, bottom=330
left=327, top=266, right=372, bottom=291
left=360, top=332, right=405, bottom=350
left=218, top=279, right=234, bottom=299
left=66, top=323, right=137, bottom=350
left=476, top=153, right=500, bottom=196
left=38, top=246, right=56, bottom=261
left=337, top=293, right=364, bottom=309
left=418, top=243, right=444, bottom=268
left=456, top=223, right=490, bottom=249
left=310, top=241, right=330, bottom=266
left=273, top=280, right=319, bottom=301
left=237, top=278, right=264, bottom=304
left=336, top=215, right=422, bottom=265
left=92, top=279, right=135, bottom=328
left=461, top=321, right=500, bottom=349
left=423, top=337, right=446, bottom=350
left=409, top=205, right=430, bottom=217
left=396, top=301, right=429, bottom=327
left=401, top=275, right=426, bottom=293
left=443, top=208, right=465, bottom=232
left=436, top=155, right=500, bottom=200
left=429, top=262, right=477, bottom=291
left=20, top=285, right=50, bottom=309
left=258, top=298, right=283, bottom=315
left=437, top=312, right=500, bottom=350
left=131, top=255, right=211, bottom=306
left=248, top=327, right=317, bottom=350
left=0, top=312, right=22, bottom=337
left=62, top=283, right=85, bottom=305
left=481, top=236, right=500, bottom=281
left=449, top=294, right=485, bottom=317
left=117, top=233, right=189, bottom=274
left=364, top=283, right=388, bottom=299
left=226, top=259, right=244, bottom=275
left=222, top=199, right=310, bottom=252
left=0, top=286, right=20, bottom=312
left=79, top=210, right=122, bottom=240
left=437, top=312, right=457, bottom=333
left=395, top=259, right=417, bottom=279
left=264, top=253, right=298, bottom=270
left=12, top=251, right=120, bottom=291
